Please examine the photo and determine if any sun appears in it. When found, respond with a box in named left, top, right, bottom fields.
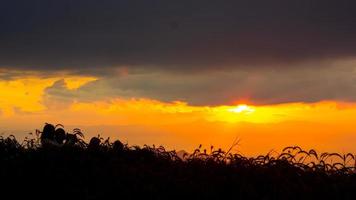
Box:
left=208, top=104, right=257, bottom=123
left=228, top=104, right=255, bottom=114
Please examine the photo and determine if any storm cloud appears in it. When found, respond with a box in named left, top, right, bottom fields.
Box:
left=1, top=0, right=356, bottom=71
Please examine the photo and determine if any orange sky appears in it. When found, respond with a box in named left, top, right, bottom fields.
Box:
left=1, top=75, right=356, bottom=155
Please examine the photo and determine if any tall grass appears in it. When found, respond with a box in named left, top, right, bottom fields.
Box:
left=1, top=123, right=356, bottom=199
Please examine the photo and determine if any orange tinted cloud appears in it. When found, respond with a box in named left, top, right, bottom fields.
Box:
left=1, top=76, right=356, bottom=155
left=0, top=75, right=96, bottom=116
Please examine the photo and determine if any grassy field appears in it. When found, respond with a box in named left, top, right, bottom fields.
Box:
left=1, top=124, right=356, bottom=199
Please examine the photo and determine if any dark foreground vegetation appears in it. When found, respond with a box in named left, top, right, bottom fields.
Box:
left=1, top=124, right=356, bottom=199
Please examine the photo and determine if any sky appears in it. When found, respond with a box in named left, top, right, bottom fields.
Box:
left=1, top=1, right=356, bottom=155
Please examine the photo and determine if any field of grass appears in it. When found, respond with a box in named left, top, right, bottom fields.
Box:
left=1, top=123, right=356, bottom=199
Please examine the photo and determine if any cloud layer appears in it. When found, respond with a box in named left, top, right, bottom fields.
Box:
left=1, top=0, right=356, bottom=71
left=1, top=1, right=356, bottom=104
left=42, top=61, right=356, bottom=105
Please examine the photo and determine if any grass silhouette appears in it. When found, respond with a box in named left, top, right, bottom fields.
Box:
left=1, top=123, right=356, bottom=199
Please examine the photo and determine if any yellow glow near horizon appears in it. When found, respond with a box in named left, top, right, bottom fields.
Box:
left=68, top=100, right=354, bottom=125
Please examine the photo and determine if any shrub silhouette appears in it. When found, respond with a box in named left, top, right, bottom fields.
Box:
left=113, top=140, right=124, bottom=152
left=54, top=127, right=66, bottom=144
left=88, top=135, right=101, bottom=150
left=1, top=123, right=356, bottom=199
left=40, top=123, right=55, bottom=146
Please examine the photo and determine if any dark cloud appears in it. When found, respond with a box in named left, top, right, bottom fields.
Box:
left=1, top=0, right=356, bottom=72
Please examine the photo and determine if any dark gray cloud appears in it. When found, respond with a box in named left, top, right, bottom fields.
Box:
left=1, top=0, right=356, bottom=72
